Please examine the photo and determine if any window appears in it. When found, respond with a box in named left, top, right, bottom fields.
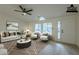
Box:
left=43, top=23, right=52, bottom=34
left=35, top=23, right=52, bottom=34
left=43, top=23, right=47, bottom=33
left=57, top=21, right=61, bottom=39
left=47, top=23, right=52, bottom=34
left=39, top=16, right=45, bottom=21
left=35, top=24, right=41, bottom=32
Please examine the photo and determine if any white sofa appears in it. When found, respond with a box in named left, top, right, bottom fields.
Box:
left=31, top=32, right=41, bottom=40
left=0, top=32, right=21, bottom=43
left=1, top=35, right=21, bottom=42
left=40, top=35, right=48, bottom=41
left=40, top=32, right=52, bottom=41
left=31, top=33, right=37, bottom=39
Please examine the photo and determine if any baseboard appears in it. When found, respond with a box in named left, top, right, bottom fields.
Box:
left=56, top=41, right=77, bottom=46
left=76, top=44, right=79, bottom=49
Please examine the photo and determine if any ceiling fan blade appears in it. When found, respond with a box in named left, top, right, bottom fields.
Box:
left=26, top=12, right=32, bottom=15
left=19, top=5, right=24, bottom=10
left=14, top=10, right=22, bottom=12
left=26, top=9, right=33, bottom=12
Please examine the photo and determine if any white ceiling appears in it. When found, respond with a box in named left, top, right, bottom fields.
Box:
left=0, top=4, right=79, bottom=22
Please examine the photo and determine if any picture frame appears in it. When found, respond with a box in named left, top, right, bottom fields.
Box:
left=6, top=21, right=19, bottom=31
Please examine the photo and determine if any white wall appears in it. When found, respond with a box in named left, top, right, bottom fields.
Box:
left=0, top=15, right=28, bottom=32
left=60, top=15, right=76, bottom=44
left=0, top=13, right=77, bottom=45
left=76, top=14, right=79, bottom=47
left=26, top=15, right=76, bottom=44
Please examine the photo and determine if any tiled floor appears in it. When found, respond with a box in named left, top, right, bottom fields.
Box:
left=2, top=39, right=79, bottom=55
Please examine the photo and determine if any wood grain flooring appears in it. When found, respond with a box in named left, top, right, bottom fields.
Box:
left=2, top=39, right=79, bottom=55
left=3, top=39, right=47, bottom=55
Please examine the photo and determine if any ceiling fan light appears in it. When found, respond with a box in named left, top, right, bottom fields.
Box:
left=21, top=13, right=26, bottom=15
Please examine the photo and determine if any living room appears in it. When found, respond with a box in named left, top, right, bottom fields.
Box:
left=0, top=4, right=79, bottom=55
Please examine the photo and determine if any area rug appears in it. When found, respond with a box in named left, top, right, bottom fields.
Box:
left=3, top=39, right=48, bottom=55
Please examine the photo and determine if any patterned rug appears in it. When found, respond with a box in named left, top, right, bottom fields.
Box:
left=3, top=39, right=48, bottom=55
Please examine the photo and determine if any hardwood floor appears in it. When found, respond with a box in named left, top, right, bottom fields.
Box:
left=39, top=41, right=79, bottom=55
left=3, top=39, right=47, bottom=55
left=2, top=39, right=79, bottom=55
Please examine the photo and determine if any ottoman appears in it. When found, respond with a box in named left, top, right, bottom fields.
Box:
left=17, top=39, right=31, bottom=49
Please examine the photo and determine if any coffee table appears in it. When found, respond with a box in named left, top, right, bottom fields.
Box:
left=16, top=39, right=31, bottom=49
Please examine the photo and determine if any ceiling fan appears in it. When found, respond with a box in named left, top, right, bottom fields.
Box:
left=14, top=5, right=33, bottom=15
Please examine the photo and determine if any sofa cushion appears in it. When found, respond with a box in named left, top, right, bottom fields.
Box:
left=31, top=34, right=37, bottom=38
left=42, top=32, right=48, bottom=36
left=6, top=32, right=10, bottom=36
left=1, top=32, right=6, bottom=37
left=40, top=36, right=48, bottom=40
left=13, top=32, right=16, bottom=35
left=17, top=32, right=21, bottom=35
